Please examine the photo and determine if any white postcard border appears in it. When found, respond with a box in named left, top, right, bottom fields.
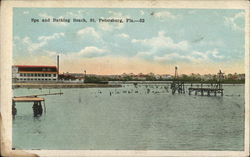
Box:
left=1, top=0, right=249, bottom=157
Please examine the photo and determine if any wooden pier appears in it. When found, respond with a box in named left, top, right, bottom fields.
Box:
left=188, top=87, right=223, bottom=96
left=12, top=92, right=63, bottom=118
left=188, top=70, right=224, bottom=96
left=12, top=96, right=45, bottom=118
left=170, top=68, right=224, bottom=97
left=171, top=81, right=185, bottom=95
left=13, top=97, right=45, bottom=102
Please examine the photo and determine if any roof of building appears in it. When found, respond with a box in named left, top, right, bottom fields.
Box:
left=14, top=65, right=58, bottom=73
left=14, top=65, right=57, bottom=68
left=18, top=71, right=57, bottom=74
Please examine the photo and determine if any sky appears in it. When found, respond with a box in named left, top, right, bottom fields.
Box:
left=13, top=8, right=245, bottom=75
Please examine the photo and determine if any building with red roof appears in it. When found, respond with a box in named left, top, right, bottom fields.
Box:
left=12, top=65, right=58, bottom=82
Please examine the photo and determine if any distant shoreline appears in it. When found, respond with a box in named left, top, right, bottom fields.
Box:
left=13, top=83, right=122, bottom=89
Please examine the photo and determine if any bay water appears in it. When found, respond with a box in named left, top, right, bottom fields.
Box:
left=12, top=84, right=244, bottom=150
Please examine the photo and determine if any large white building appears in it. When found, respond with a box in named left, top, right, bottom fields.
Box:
left=12, top=65, right=58, bottom=82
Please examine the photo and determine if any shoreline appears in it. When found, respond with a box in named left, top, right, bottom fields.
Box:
left=13, top=83, right=122, bottom=89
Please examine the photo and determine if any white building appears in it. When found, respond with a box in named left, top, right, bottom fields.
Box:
left=12, top=65, right=58, bottom=82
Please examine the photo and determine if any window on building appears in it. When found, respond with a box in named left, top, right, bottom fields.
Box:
left=23, top=73, right=26, bottom=77
left=20, top=73, right=23, bottom=77
left=53, top=74, right=56, bottom=77
left=35, top=74, right=37, bottom=77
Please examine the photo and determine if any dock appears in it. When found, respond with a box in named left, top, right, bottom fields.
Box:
left=170, top=68, right=225, bottom=97
left=188, top=87, right=223, bottom=96
left=13, top=97, right=45, bottom=102
left=12, top=96, right=45, bottom=118
left=12, top=92, right=63, bottom=118
left=171, top=81, right=185, bottom=95
left=188, top=70, right=224, bottom=96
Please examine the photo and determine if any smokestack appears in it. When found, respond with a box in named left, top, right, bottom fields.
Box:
left=57, top=55, right=59, bottom=74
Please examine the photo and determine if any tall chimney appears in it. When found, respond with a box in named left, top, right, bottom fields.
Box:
left=57, top=55, right=59, bottom=74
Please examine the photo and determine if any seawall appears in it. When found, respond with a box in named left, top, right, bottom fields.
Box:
left=13, top=83, right=122, bottom=89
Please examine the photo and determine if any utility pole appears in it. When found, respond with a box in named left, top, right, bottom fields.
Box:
left=57, top=55, right=60, bottom=74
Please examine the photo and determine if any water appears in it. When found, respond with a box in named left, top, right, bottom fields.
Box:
left=12, top=84, right=244, bottom=150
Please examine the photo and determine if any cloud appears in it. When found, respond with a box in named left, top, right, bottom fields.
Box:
left=23, top=11, right=29, bottom=14
left=77, top=27, right=100, bottom=39
left=38, top=32, right=65, bottom=41
left=191, top=51, right=208, bottom=60
left=207, top=49, right=224, bottom=59
left=46, top=46, right=108, bottom=59
left=77, top=46, right=107, bottom=56
left=132, top=31, right=189, bottom=51
left=65, top=10, right=87, bottom=18
left=15, top=32, right=65, bottom=53
left=153, top=53, right=197, bottom=63
left=117, top=33, right=129, bottom=39
left=39, top=13, right=53, bottom=19
left=224, top=11, right=244, bottom=31
left=192, top=49, right=224, bottom=60
left=152, top=48, right=224, bottom=64
left=153, top=11, right=178, bottom=21
left=21, top=37, right=47, bottom=52
left=99, top=23, right=114, bottom=31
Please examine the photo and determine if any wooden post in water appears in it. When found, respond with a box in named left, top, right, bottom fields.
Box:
left=182, top=82, right=185, bottom=94
left=12, top=101, right=17, bottom=119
